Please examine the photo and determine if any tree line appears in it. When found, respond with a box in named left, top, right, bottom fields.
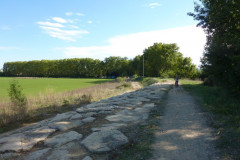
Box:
left=2, top=43, right=198, bottom=78
left=188, top=0, right=240, bottom=93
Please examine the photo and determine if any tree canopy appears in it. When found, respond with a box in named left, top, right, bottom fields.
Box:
left=2, top=43, right=198, bottom=79
left=142, top=43, right=198, bottom=78
left=188, top=0, right=240, bottom=92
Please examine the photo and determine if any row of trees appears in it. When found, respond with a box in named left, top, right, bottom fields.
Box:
left=188, top=0, right=240, bottom=92
left=3, top=43, right=199, bottom=78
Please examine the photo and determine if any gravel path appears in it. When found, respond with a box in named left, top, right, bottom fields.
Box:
left=151, top=86, right=219, bottom=160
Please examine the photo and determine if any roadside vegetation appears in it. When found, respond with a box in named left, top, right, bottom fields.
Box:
left=187, top=1, right=240, bottom=158
left=0, top=79, right=134, bottom=133
left=181, top=79, right=240, bottom=159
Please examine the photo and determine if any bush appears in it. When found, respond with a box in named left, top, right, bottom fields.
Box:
left=142, top=78, right=159, bottom=86
left=115, top=77, right=127, bottom=82
left=8, top=80, right=27, bottom=119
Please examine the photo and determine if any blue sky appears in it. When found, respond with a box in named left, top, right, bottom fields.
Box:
left=0, top=0, right=206, bottom=69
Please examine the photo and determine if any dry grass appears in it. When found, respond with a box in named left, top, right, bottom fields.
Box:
left=0, top=82, right=137, bottom=130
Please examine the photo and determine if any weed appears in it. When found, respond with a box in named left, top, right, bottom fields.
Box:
left=75, top=94, right=93, bottom=104
left=116, top=82, right=131, bottom=89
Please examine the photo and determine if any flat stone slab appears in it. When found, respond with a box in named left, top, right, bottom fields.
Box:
left=82, top=156, right=93, bottom=160
left=48, top=120, right=82, bottom=131
left=49, top=111, right=76, bottom=123
left=0, top=126, right=56, bottom=152
left=105, top=109, right=142, bottom=123
left=76, top=106, right=116, bottom=113
left=81, top=130, right=128, bottom=153
left=82, top=117, right=96, bottom=123
left=46, top=141, right=83, bottom=160
left=70, top=113, right=83, bottom=120
left=44, top=131, right=82, bottom=147
left=0, top=153, right=20, bottom=160
left=24, top=148, right=51, bottom=160
left=92, top=123, right=127, bottom=132
left=82, top=112, right=97, bottom=118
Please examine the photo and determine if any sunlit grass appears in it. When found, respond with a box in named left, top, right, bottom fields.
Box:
left=0, top=77, right=112, bottom=101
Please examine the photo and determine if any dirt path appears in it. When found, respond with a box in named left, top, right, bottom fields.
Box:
left=151, top=86, right=219, bottom=160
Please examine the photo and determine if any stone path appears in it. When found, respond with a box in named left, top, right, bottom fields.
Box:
left=151, top=86, right=219, bottom=160
left=0, top=83, right=170, bottom=160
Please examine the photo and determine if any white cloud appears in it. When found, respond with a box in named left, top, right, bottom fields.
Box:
left=65, top=12, right=85, bottom=17
left=52, top=17, right=68, bottom=23
left=87, top=21, right=93, bottom=24
left=149, top=3, right=161, bottom=8
left=69, top=25, right=79, bottom=29
left=65, top=12, right=73, bottom=16
left=37, top=21, right=64, bottom=28
left=37, top=15, right=89, bottom=41
left=40, top=26, right=88, bottom=41
left=60, top=26, right=206, bottom=66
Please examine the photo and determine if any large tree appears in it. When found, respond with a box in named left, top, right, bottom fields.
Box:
left=188, top=0, right=240, bottom=91
left=143, top=43, right=182, bottom=77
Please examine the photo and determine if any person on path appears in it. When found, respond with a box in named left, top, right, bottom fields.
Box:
left=175, top=75, right=179, bottom=87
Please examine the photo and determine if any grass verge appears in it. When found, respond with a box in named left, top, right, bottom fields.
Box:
left=111, top=86, right=170, bottom=160
left=0, top=81, right=134, bottom=134
left=181, top=79, right=240, bottom=160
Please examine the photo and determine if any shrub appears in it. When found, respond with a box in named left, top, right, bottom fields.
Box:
left=115, top=77, right=127, bottom=82
left=142, top=78, right=159, bottom=86
left=8, top=80, right=27, bottom=119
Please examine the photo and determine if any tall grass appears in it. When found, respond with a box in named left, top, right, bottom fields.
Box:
left=0, top=81, right=134, bottom=131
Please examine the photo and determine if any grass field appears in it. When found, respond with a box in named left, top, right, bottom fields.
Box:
left=0, top=77, right=112, bottom=100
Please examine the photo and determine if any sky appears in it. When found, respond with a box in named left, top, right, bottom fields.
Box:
left=0, top=0, right=206, bottom=69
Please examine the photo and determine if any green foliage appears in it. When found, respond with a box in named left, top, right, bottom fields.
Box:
left=103, top=56, right=130, bottom=77
left=8, top=80, right=27, bottom=119
left=0, top=69, right=3, bottom=76
left=188, top=0, right=240, bottom=92
left=8, top=80, right=27, bottom=107
left=132, top=74, right=139, bottom=79
left=141, top=78, right=159, bottom=86
left=143, top=43, right=180, bottom=77
left=3, top=45, right=198, bottom=79
left=115, top=77, right=127, bottom=82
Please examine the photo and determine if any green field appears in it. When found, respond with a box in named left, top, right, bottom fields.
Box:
left=0, top=77, right=112, bottom=100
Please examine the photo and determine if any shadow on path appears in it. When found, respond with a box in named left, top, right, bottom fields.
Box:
left=151, top=86, right=219, bottom=160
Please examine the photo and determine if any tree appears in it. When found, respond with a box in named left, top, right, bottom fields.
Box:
left=188, top=0, right=240, bottom=91
left=143, top=43, right=182, bottom=77
left=103, top=56, right=130, bottom=77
